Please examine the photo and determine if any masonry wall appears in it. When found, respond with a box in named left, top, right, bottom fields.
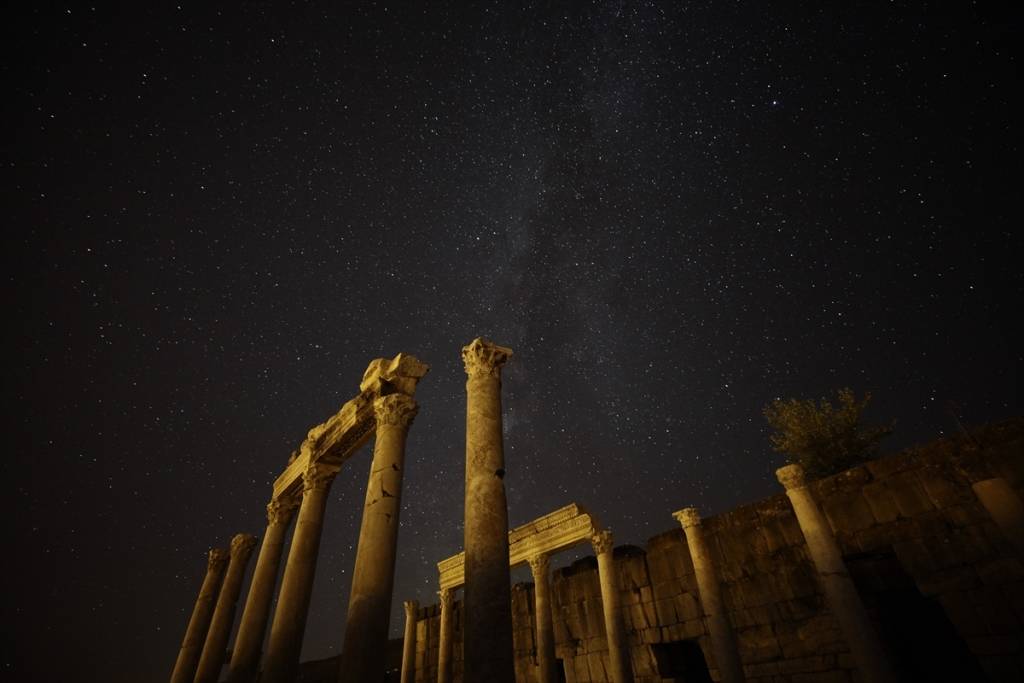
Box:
left=411, top=419, right=1024, bottom=682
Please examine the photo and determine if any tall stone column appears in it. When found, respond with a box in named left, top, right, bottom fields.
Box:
left=436, top=588, right=455, bottom=683
left=592, top=530, right=633, bottom=683
left=170, top=549, right=229, bottom=683
left=261, top=461, right=340, bottom=683
left=400, top=600, right=419, bottom=683
left=227, top=497, right=299, bottom=683
left=461, top=337, right=515, bottom=683
left=338, top=393, right=420, bottom=683
left=195, top=534, right=258, bottom=683
left=672, top=508, right=744, bottom=683
left=972, top=477, right=1024, bottom=555
left=528, top=554, right=557, bottom=683
left=776, top=464, right=896, bottom=683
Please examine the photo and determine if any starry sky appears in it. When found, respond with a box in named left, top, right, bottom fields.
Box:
left=6, top=3, right=1020, bottom=682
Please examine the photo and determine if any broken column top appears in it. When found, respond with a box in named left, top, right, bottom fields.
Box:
left=360, top=352, right=430, bottom=396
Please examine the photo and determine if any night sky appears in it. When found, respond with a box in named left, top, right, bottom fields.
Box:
left=6, top=3, right=1020, bottom=682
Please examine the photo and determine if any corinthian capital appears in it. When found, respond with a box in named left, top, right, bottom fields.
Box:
left=462, top=337, right=513, bottom=379
left=527, top=554, right=550, bottom=577
left=302, top=461, right=339, bottom=494
left=230, top=533, right=258, bottom=558
left=267, top=496, right=300, bottom=525
left=403, top=600, right=420, bottom=618
left=207, top=548, right=229, bottom=572
left=672, top=507, right=701, bottom=529
left=438, top=587, right=454, bottom=610
left=591, top=529, right=615, bottom=555
left=775, top=463, right=807, bottom=491
left=374, top=393, right=419, bottom=428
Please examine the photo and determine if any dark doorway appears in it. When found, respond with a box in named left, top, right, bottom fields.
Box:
left=650, top=640, right=713, bottom=683
left=846, top=550, right=989, bottom=682
left=555, top=657, right=567, bottom=683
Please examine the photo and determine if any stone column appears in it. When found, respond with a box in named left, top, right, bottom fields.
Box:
left=195, top=534, right=258, bottom=683
left=226, top=497, right=299, bottom=683
left=436, top=587, right=455, bottom=683
left=461, top=337, right=515, bottom=683
left=261, top=461, right=340, bottom=683
left=170, top=549, right=229, bottom=683
left=528, top=554, right=557, bottom=683
left=338, top=394, right=420, bottom=683
left=400, top=600, right=419, bottom=683
left=972, top=477, right=1024, bottom=555
left=592, top=530, right=633, bottom=683
left=776, top=464, right=896, bottom=683
left=672, top=508, right=744, bottom=683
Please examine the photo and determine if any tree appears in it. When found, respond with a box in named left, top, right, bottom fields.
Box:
left=763, top=388, right=894, bottom=479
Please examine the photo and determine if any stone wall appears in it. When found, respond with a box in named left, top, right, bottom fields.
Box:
left=410, top=419, right=1024, bottom=682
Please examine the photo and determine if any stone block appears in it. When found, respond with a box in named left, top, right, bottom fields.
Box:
left=865, top=454, right=914, bottom=479
left=917, top=466, right=970, bottom=509
left=673, top=591, right=702, bottom=622
left=915, top=565, right=980, bottom=596
left=737, top=623, right=781, bottom=661
left=821, top=491, right=877, bottom=536
left=886, top=472, right=935, bottom=517
left=861, top=482, right=900, bottom=523
left=653, top=597, right=677, bottom=626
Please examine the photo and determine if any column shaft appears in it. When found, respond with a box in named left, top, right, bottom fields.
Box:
left=437, top=588, right=454, bottom=683
left=777, top=465, right=896, bottom=683
left=972, top=477, right=1024, bottom=554
left=170, top=549, right=229, bottom=683
left=338, top=394, right=419, bottom=683
left=400, top=600, right=419, bottom=683
left=195, top=534, right=258, bottom=683
left=227, top=500, right=297, bottom=683
left=461, top=338, right=515, bottom=683
left=673, top=509, right=744, bottom=683
left=260, top=463, right=338, bottom=683
left=529, top=555, right=556, bottom=683
left=593, top=532, right=633, bottom=683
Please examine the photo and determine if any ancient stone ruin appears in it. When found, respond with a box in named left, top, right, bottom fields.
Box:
left=167, top=341, right=1024, bottom=683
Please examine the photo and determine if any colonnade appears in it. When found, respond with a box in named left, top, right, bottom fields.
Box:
left=169, top=354, right=428, bottom=683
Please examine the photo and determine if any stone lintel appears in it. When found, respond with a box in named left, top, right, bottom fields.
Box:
left=438, top=503, right=599, bottom=590
left=271, top=353, right=429, bottom=500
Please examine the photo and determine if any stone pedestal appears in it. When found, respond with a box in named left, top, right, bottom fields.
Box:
left=227, top=498, right=299, bottom=683
left=437, top=588, right=455, bottom=683
left=592, top=531, right=633, bottom=683
left=195, top=534, right=258, bottom=683
left=461, top=337, right=515, bottom=683
left=338, top=394, right=420, bottom=683
left=261, top=461, right=339, bottom=683
left=170, top=549, right=229, bottom=683
left=673, top=508, right=744, bottom=683
left=528, top=554, right=557, bottom=683
left=776, top=464, right=896, bottom=683
left=400, top=600, right=419, bottom=683
left=972, top=477, right=1024, bottom=555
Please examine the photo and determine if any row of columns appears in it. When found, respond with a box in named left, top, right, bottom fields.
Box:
left=408, top=529, right=635, bottom=683
left=171, top=392, right=421, bottom=683
left=400, top=464, right=1024, bottom=683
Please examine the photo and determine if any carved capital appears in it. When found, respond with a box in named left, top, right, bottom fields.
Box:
left=403, top=599, right=419, bottom=618
left=374, top=393, right=419, bottom=428
left=207, top=548, right=229, bottom=572
left=527, top=553, right=550, bottom=578
left=776, top=463, right=807, bottom=490
left=591, top=529, right=614, bottom=555
left=230, top=533, right=257, bottom=558
left=267, top=496, right=300, bottom=525
left=462, top=337, right=513, bottom=379
left=672, top=507, right=701, bottom=529
left=303, top=461, right=339, bottom=494
left=438, top=587, right=454, bottom=610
